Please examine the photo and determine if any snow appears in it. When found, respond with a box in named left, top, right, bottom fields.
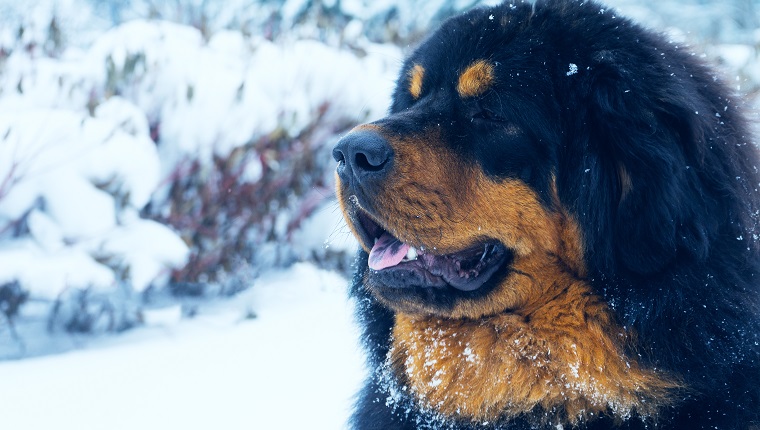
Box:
left=0, top=239, right=115, bottom=298
left=94, top=217, right=190, bottom=292
left=291, top=202, right=359, bottom=258
left=80, top=20, right=399, bottom=174
left=0, top=107, right=188, bottom=297
left=0, top=15, right=399, bottom=302
left=0, top=263, right=364, bottom=430
left=712, top=43, right=760, bottom=87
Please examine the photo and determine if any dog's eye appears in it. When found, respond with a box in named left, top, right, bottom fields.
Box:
left=471, top=108, right=504, bottom=123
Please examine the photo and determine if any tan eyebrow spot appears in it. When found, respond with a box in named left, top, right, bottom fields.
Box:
left=408, top=64, right=425, bottom=99
left=457, top=60, right=495, bottom=98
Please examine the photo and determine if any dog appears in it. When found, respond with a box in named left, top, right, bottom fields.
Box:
left=332, top=0, right=760, bottom=428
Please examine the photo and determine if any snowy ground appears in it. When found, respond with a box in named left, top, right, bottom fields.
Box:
left=0, top=263, right=364, bottom=430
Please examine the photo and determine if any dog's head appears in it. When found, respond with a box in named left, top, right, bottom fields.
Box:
left=333, top=0, right=759, bottom=319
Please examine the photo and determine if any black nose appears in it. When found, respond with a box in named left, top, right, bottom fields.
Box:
left=332, top=130, right=393, bottom=187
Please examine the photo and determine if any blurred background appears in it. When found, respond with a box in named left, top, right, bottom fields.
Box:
left=0, top=0, right=757, bottom=428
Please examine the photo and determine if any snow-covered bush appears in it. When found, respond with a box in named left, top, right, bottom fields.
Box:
left=84, top=22, right=398, bottom=292
left=712, top=41, right=760, bottom=106
left=85, top=0, right=503, bottom=44
left=0, top=5, right=398, bottom=341
left=0, top=104, right=189, bottom=332
left=1, top=0, right=758, bottom=53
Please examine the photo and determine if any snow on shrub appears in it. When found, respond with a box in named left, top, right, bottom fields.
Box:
left=79, top=21, right=398, bottom=291
left=711, top=41, right=760, bottom=107
left=0, top=13, right=399, bottom=337
left=80, top=0, right=504, bottom=45
left=0, top=104, right=188, bottom=332
left=83, top=21, right=397, bottom=165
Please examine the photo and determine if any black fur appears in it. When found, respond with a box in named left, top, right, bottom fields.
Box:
left=345, top=1, right=760, bottom=428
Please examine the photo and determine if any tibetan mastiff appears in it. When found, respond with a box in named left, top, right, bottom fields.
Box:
left=332, top=0, right=760, bottom=428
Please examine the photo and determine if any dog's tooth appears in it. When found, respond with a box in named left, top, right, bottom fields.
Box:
left=407, top=247, right=418, bottom=261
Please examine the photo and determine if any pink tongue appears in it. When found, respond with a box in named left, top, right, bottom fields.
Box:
left=368, top=232, right=410, bottom=270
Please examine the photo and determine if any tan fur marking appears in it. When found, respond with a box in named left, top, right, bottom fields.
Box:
left=457, top=60, right=495, bottom=98
left=409, top=64, right=425, bottom=99
left=385, top=199, right=676, bottom=421
left=390, top=278, right=678, bottom=423
left=367, top=131, right=579, bottom=317
left=373, top=134, right=555, bottom=259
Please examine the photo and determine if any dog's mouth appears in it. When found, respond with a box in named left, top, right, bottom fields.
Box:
left=351, top=206, right=511, bottom=292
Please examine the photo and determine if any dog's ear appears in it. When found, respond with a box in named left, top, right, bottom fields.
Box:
left=558, top=49, right=725, bottom=277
